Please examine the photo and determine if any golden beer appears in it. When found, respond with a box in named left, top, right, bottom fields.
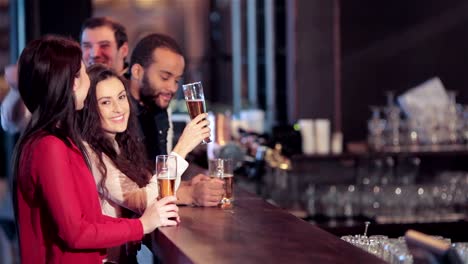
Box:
left=221, top=174, right=234, bottom=204
left=182, top=81, right=211, bottom=144
left=186, top=99, right=211, bottom=143
left=158, top=177, right=175, bottom=199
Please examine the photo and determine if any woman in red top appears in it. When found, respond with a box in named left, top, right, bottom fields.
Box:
left=12, top=35, right=179, bottom=264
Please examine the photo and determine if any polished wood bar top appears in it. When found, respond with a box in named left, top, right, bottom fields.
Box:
left=151, top=189, right=385, bottom=264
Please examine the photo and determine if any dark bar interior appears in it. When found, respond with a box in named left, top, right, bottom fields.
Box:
left=0, top=0, right=467, bottom=263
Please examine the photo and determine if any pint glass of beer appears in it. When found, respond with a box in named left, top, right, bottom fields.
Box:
left=208, top=158, right=234, bottom=205
left=156, top=155, right=177, bottom=199
left=182, top=81, right=211, bottom=144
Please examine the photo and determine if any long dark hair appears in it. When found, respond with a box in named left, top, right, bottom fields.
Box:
left=13, top=35, right=90, bottom=167
left=80, top=64, right=152, bottom=198
left=12, top=35, right=91, bottom=227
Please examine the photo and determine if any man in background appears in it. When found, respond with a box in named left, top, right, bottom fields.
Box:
left=82, top=20, right=223, bottom=207
left=80, top=17, right=130, bottom=77
left=1, top=18, right=224, bottom=207
left=1, top=17, right=129, bottom=133
left=129, top=33, right=224, bottom=207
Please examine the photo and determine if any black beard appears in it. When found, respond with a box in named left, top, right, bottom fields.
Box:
left=139, top=74, right=163, bottom=113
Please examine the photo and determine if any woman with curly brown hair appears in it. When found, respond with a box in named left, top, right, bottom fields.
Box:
left=81, top=64, right=209, bottom=262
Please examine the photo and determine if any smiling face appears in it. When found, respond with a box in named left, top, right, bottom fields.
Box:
left=81, top=26, right=128, bottom=73
left=96, top=76, right=130, bottom=138
left=139, top=47, right=185, bottom=110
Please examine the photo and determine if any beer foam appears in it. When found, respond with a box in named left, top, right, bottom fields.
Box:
left=157, top=171, right=176, bottom=179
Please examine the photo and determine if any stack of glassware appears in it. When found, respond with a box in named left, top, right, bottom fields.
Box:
left=341, top=223, right=468, bottom=263
left=367, top=90, right=468, bottom=152
left=343, top=236, right=468, bottom=263
left=304, top=171, right=467, bottom=223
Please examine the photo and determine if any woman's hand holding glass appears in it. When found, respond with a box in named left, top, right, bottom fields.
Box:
left=172, top=113, right=211, bottom=158
left=139, top=196, right=179, bottom=234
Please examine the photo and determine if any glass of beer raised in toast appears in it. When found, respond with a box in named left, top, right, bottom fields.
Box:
left=182, top=81, right=211, bottom=144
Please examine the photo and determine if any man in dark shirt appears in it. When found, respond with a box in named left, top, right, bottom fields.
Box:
left=129, top=33, right=224, bottom=207
left=131, top=95, right=170, bottom=159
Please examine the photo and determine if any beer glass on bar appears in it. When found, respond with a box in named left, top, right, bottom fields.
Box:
left=208, top=158, right=234, bottom=204
left=156, top=155, right=177, bottom=199
left=182, top=81, right=211, bottom=143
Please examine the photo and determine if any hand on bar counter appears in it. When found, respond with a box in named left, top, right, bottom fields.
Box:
left=176, top=174, right=225, bottom=207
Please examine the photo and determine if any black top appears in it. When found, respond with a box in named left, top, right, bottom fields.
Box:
left=131, top=96, right=169, bottom=161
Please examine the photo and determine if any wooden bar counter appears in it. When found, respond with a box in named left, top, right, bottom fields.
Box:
left=150, top=189, right=385, bottom=263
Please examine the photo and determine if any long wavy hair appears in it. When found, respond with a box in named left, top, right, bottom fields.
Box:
left=12, top=35, right=90, bottom=222
left=80, top=64, right=152, bottom=198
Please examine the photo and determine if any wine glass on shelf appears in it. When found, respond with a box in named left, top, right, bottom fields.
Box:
left=367, top=106, right=386, bottom=151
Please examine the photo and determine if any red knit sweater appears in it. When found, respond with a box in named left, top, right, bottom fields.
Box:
left=16, top=135, right=143, bottom=264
